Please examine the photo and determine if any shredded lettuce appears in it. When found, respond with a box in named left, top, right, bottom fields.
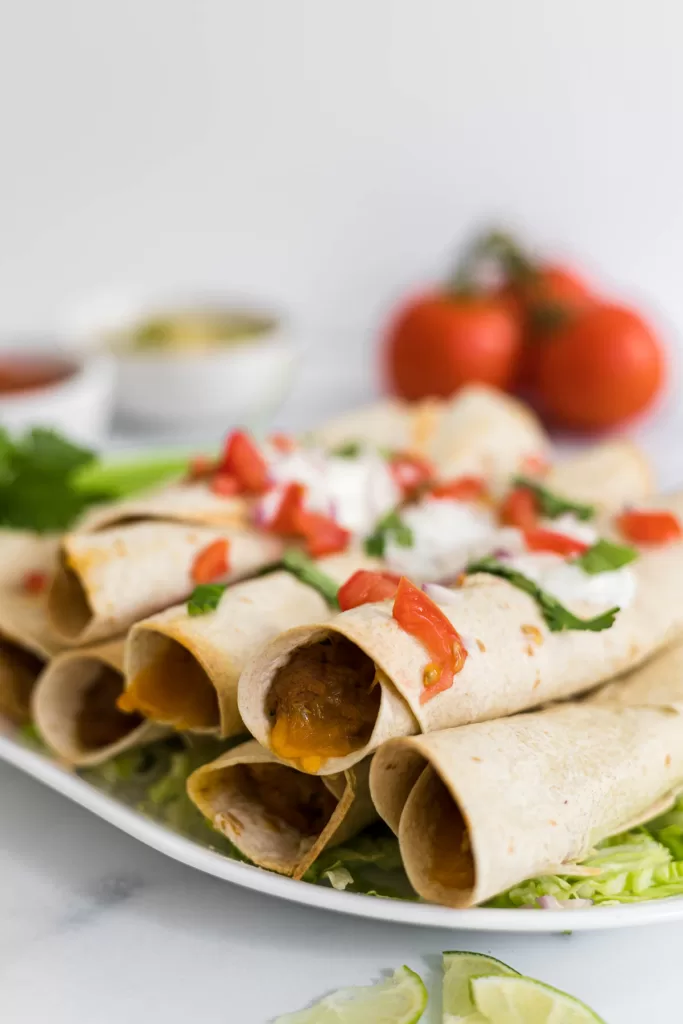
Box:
left=491, top=823, right=683, bottom=908
left=303, top=829, right=417, bottom=900
left=81, top=735, right=249, bottom=859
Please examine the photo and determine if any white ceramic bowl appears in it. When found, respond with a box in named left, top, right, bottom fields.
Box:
left=0, top=347, right=115, bottom=444
left=62, top=293, right=298, bottom=428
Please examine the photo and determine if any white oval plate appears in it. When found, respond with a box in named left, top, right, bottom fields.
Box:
left=3, top=728, right=683, bottom=933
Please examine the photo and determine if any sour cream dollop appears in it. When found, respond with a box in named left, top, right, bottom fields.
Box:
left=385, top=498, right=496, bottom=581
left=258, top=448, right=400, bottom=536
left=507, top=552, right=637, bottom=611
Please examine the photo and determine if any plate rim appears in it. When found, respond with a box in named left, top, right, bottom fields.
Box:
left=3, top=732, right=683, bottom=933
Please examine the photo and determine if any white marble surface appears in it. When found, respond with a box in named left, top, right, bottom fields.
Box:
left=4, top=387, right=683, bottom=1024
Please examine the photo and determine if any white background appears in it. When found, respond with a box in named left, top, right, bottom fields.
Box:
left=1, top=0, right=683, bottom=405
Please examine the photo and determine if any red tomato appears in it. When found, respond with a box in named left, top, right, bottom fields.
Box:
left=499, top=486, right=538, bottom=529
left=384, top=293, right=523, bottom=401
left=616, top=510, right=682, bottom=545
left=298, top=511, right=350, bottom=557
left=220, top=430, right=270, bottom=493
left=523, top=527, right=589, bottom=556
left=338, top=570, right=401, bottom=611
left=210, top=473, right=240, bottom=497
left=191, top=539, right=230, bottom=584
left=429, top=475, right=488, bottom=502
left=187, top=454, right=214, bottom=481
left=270, top=432, right=296, bottom=453
left=22, top=570, right=48, bottom=594
left=269, top=483, right=306, bottom=534
left=536, top=304, right=666, bottom=430
left=389, top=452, right=435, bottom=497
left=391, top=577, right=468, bottom=704
left=503, top=265, right=594, bottom=329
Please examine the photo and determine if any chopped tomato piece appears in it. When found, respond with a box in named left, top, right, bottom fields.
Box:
left=187, top=454, right=215, bottom=481
left=299, top=510, right=350, bottom=557
left=520, top=453, right=550, bottom=477
left=616, top=509, right=683, bottom=545
left=429, top=475, right=488, bottom=502
left=338, top=570, right=401, bottom=611
left=523, top=527, right=589, bottom=556
left=210, top=473, right=240, bottom=497
left=269, top=483, right=306, bottom=535
left=392, top=577, right=468, bottom=704
left=389, top=452, right=435, bottom=497
left=22, top=570, right=48, bottom=594
left=499, top=485, right=538, bottom=529
left=219, top=430, right=270, bottom=494
left=269, top=432, right=296, bottom=453
left=191, top=539, right=230, bottom=584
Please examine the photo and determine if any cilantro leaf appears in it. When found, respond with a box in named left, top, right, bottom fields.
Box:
left=331, top=441, right=362, bottom=458
left=187, top=583, right=228, bottom=616
left=15, top=428, right=95, bottom=477
left=364, top=510, right=413, bottom=557
left=282, top=548, right=340, bottom=607
left=466, top=556, right=620, bottom=632
left=575, top=538, right=638, bottom=575
left=514, top=475, right=596, bottom=522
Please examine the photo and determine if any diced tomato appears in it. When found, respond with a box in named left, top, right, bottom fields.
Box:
left=429, top=475, right=488, bottom=502
left=499, top=486, right=539, bottom=529
left=389, top=452, right=435, bottom=498
left=338, top=570, right=401, bottom=611
left=269, top=483, right=306, bottom=535
left=520, top=453, right=550, bottom=477
left=210, top=473, right=240, bottom=497
left=392, top=577, right=468, bottom=704
left=523, top=527, right=589, bottom=556
left=616, top=509, right=683, bottom=546
left=187, top=454, right=215, bottom=481
left=269, top=432, right=296, bottom=454
left=191, top=539, right=230, bottom=584
left=22, top=570, right=48, bottom=594
left=298, top=510, right=350, bottom=557
left=219, top=430, right=270, bottom=494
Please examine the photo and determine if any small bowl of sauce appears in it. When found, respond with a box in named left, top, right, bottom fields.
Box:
left=64, top=294, right=297, bottom=429
left=0, top=345, right=114, bottom=443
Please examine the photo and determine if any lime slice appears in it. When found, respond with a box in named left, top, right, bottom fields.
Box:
left=471, top=976, right=606, bottom=1023
left=274, top=965, right=428, bottom=1024
left=442, top=952, right=519, bottom=1023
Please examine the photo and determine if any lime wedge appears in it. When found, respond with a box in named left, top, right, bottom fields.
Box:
left=471, top=976, right=606, bottom=1023
left=273, top=965, right=427, bottom=1024
left=442, top=952, right=519, bottom=1023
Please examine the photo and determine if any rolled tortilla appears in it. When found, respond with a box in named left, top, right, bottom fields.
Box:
left=76, top=480, right=248, bottom=533
left=309, top=384, right=549, bottom=481
left=32, top=640, right=166, bottom=766
left=547, top=439, right=653, bottom=512
left=0, top=531, right=62, bottom=724
left=368, top=700, right=683, bottom=908
left=187, top=740, right=376, bottom=879
left=239, top=495, right=683, bottom=774
left=122, top=551, right=379, bottom=736
left=48, top=522, right=285, bottom=646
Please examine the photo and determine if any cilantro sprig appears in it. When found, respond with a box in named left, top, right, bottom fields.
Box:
left=365, top=510, right=413, bottom=557
left=514, top=475, right=596, bottom=522
left=575, top=539, right=638, bottom=575
left=187, top=583, right=228, bottom=616
left=466, top=556, right=620, bottom=633
left=281, top=549, right=340, bottom=607
left=0, top=427, right=101, bottom=532
left=331, top=441, right=363, bottom=458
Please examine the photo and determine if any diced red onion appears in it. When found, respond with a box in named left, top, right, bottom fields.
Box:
left=536, top=895, right=593, bottom=910
left=422, top=582, right=458, bottom=604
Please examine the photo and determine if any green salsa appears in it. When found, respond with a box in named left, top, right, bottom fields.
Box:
left=118, top=310, right=274, bottom=353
